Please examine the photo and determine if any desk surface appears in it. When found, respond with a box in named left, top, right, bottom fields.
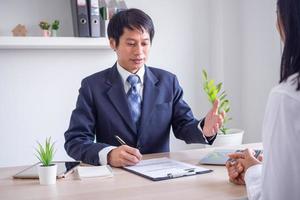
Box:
left=0, top=143, right=261, bottom=200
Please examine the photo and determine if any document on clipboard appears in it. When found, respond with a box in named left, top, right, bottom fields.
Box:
left=123, top=157, right=213, bottom=181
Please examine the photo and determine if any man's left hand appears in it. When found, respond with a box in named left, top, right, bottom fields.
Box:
left=203, top=99, right=225, bottom=137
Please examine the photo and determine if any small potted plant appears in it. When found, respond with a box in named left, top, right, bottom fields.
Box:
left=35, top=137, right=57, bottom=185
left=51, top=20, right=60, bottom=37
left=202, top=69, right=244, bottom=147
left=39, top=21, right=50, bottom=37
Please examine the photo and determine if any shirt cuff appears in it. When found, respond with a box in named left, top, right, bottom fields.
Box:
left=98, top=146, right=117, bottom=165
left=245, top=164, right=262, bottom=184
left=197, top=118, right=215, bottom=143
left=244, top=164, right=262, bottom=200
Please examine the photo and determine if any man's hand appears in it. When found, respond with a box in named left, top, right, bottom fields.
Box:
left=203, top=99, right=225, bottom=137
left=107, top=145, right=142, bottom=167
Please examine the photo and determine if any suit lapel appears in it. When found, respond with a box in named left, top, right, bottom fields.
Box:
left=138, top=67, right=159, bottom=135
left=106, top=65, right=136, bottom=134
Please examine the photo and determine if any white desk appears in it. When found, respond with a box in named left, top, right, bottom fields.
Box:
left=0, top=143, right=261, bottom=200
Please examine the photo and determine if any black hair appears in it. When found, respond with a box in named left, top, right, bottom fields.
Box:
left=277, top=0, right=300, bottom=90
left=107, top=8, right=155, bottom=47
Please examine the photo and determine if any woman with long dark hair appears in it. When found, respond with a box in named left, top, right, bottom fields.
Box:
left=226, top=0, right=300, bottom=199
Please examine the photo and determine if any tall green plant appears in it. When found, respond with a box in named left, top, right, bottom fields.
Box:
left=35, top=137, right=56, bottom=166
left=202, top=69, right=232, bottom=134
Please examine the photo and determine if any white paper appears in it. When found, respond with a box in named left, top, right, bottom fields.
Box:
left=124, top=157, right=211, bottom=179
left=77, top=165, right=113, bottom=179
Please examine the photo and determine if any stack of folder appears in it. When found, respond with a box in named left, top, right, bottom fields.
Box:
left=70, top=0, right=127, bottom=38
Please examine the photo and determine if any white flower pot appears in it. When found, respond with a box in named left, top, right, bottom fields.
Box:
left=206, top=129, right=244, bottom=148
left=38, top=164, right=57, bottom=185
left=51, top=30, right=57, bottom=37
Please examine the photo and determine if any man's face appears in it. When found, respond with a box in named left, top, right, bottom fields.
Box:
left=110, top=28, right=151, bottom=74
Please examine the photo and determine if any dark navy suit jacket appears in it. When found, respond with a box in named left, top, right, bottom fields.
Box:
left=64, top=64, right=214, bottom=165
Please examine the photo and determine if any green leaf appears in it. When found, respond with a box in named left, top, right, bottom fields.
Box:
left=225, top=107, right=230, bottom=113
left=202, top=70, right=208, bottom=81
left=219, top=93, right=227, bottom=101
left=211, top=92, right=217, bottom=102
left=220, top=99, right=229, bottom=110
left=208, top=80, right=215, bottom=89
left=220, top=126, right=229, bottom=134
left=216, top=83, right=222, bottom=94
left=201, top=68, right=233, bottom=131
left=35, top=137, right=55, bottom=166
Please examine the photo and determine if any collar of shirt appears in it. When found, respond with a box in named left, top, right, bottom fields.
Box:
left=116, top=62, right=145, bottom=95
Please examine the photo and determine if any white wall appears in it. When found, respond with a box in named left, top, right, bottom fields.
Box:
left=209, top=0, right=243, bottom=130
left=240, top=0, right=281, bottom=143
left=207, top=0, right=281, bottom=143
left=0, top=50, right=115, bottom=167
left=0, top=0, right=73, bottom=37
left=0, top=0, right=281, bottom=167
left=0, top=0, right=211, bottom=167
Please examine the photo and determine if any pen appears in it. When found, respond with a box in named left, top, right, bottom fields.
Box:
left=167, top=169, right=196, bottom=178
left=184, top=168, right=196, bottom=173
left=254, top=150, right=262, bottom=158
left=114, top=135, right=126, bottom=145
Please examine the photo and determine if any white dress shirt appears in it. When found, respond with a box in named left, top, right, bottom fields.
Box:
left=98, top=63, right=145, bottom=165
left=244, top=73, right=300, bottom=200
left=98, top=63, right=209, bottom=165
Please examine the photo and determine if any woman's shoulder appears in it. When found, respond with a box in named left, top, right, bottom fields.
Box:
left=270, top=73, right=300, bottom=103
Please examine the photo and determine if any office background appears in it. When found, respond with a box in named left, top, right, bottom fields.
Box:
left=0, top=0, right=280, bottom=167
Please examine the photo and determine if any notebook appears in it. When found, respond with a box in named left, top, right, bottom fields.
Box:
left=76, top=165, right=113, bottom=179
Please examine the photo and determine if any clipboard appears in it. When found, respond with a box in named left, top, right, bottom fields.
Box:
left=123, top=157, right=213, bottom=181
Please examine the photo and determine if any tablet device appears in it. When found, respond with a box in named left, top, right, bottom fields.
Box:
left=13, top=161, right=80, bottom=179
left=200, top=149, right=236, bottom=165
left=200, top=149, right=263, bottom=165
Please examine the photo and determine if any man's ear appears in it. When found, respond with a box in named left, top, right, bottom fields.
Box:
left=109, top=38, right=116, bottom=51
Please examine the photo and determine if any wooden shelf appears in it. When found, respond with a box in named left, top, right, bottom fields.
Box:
left=0, top=36, right=111, bottom=50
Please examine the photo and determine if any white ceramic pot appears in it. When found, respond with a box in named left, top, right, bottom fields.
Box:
left=206, top=129, right=244, bottom=148
left=38, top=164, right=57, bottom=185
left=51, top=30, right=57, bottom=37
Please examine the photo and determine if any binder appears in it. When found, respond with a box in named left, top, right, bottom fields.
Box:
left=87, top=0, right=101, bottom=37
left=71, top=0, right=90, bottom=37
left=123, top=157, right=213, bottom=181
left=99, top=0, right=109, bottom=37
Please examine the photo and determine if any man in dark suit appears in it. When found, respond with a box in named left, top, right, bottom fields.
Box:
left=64, top=8, right=225, bottom=167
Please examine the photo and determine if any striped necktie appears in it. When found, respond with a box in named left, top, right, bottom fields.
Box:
left=127, top=75, right=142, bottom=129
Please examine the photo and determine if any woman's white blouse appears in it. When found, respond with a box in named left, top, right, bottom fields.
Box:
left=245, top=73, right=300, bottom=200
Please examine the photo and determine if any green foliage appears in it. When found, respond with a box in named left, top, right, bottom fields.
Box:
left=39, top=20, right=60, bottom=31
left=39, top=21, right=50, bottom=30
left=202, top=69, right=232, bottom=134
left=35, top=137, right=56, bottom=166
left=51, top=20, right=60, bottom=30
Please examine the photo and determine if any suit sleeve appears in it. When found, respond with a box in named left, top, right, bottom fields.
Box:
left=171, top=76, right=215, bottom=144
left=64, top=79, right=110, bottom=165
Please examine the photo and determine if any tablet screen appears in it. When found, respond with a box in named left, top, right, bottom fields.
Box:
left=13, top=161, right=80, bottom=179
